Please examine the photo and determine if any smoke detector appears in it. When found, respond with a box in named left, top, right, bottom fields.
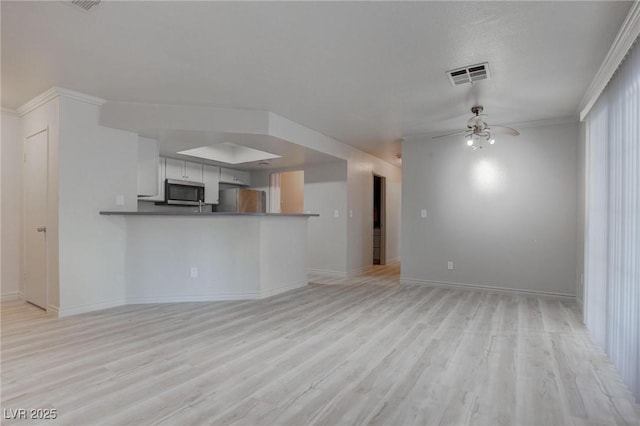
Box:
left=70, top=0, right=101, bottom=13
left=446, top=62, right=491, bottom=86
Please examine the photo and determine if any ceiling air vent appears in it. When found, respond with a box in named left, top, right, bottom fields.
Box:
left=70, top=0, right=101, bottom=12
left=446, top=62, right=491, bottom=86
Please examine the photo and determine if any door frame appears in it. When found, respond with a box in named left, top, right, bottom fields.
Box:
left=373, top=173, right=387, bottom=265
left=23, top=128, right=50, bottom=310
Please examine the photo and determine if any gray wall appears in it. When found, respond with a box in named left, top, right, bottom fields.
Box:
left=251, top=161, right=349, bottom=276
left=401, top=122, right=579, bottom=297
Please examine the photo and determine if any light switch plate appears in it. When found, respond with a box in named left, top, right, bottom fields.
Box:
left=421, top=209, right=427, bottom=218
left=190, top=267, right=198, bottom=278
left=116, top=195, right=125, bottom=206
left=334, top=210, right=339, bottom=218
left=447, top=261, right=454, bottom=270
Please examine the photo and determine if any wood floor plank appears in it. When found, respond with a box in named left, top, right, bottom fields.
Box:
left=2, top=263, right=639, bottom=425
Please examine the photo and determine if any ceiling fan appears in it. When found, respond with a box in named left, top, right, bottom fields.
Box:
left=433, top=106, right=520, bottom=149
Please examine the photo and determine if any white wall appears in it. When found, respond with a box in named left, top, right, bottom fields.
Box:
left=268, top=113, right=402, bottom=277
left=1, top=111, right=22, bottom=300
left=401, top=122, right=579, bottom=297
left=125, top=216, right=309, bottom=302
left=251, top=161, right=349, bottom=276
left=57, top=96, right=138, bottom=316
left=576, top=121, right=586, bottom=304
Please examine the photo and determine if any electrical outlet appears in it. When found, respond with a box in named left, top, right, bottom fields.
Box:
left=116, top=195, right=125, bottom=206
left=349, top=210, right=353, bottom=218
left=421, top=209, right=427, bottom=218
left=190, top=267, right=198, bottom=278
left=447, top=261, right=454, bottom=270
left=334, top=209, right=339, bottom=218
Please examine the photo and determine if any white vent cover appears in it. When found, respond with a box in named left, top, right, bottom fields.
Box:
left=70, top=0, right=101, bottom=12
left=446, top=62, right=491, bottom=86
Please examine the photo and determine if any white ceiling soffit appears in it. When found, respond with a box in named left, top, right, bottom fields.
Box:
left=579, top=1, right=640, bottom=121
left=1, top=1, right=633, bottom=163
left=178, top=142, right=282, bottom=165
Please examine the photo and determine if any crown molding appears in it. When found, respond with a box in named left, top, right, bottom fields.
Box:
left=579, top=1, right=640, bottom=121
left=17, top=87, right=106, bottom=116
left=1, top=107, right=19, bottom=116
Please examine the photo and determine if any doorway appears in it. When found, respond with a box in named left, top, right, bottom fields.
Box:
left=373, top=174, right=386, bottom=265
left=24, top=130, right=49, bottom=310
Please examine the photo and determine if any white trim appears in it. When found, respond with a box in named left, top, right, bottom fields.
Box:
left=1, top=291, right=22, bottom=302
left=17, top=87, right=106, bottom=116
left=307, top=268, right=348, bottom=279
left=1, top=108, right=19, bottom=116
left=579, top=1, right=640, bottom=121
left=399, top=277, right=575, bottom=300
left=126, top=293, right=262, bottom=305
left=57, top=298, right=127, bottom=317
left=575, top=296, right=584, bottom=310
left=385, top=257, right=400, bottom=265
left=46, top=304, right=59, bottom=317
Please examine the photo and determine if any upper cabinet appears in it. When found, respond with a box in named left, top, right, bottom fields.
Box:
left=203, top=165, right=221, bottom=204
left=220, top=167, right=251, bottom=186
left=137, top=137, right=159, bottom=196
left=165, top=158, right=203, bottom=182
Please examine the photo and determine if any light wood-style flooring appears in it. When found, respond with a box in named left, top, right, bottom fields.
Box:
left=2, top=264, right=639, bottom=425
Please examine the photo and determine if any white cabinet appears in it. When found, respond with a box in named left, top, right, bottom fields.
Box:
left=203, top=165, right=220, bottom=204
left=220, top=167, right=251, bottom=186
left=165, top=158, right=203, bottom=182
left=184, top=161, right=202, bottom=182
left=137, top=137, right=159, bottom=196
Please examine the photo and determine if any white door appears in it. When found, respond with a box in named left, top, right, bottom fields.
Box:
left=24, top=130, right=49, bottom=309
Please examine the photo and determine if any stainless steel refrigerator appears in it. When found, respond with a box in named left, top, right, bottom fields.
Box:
left=217, top=188, right=266, bottom=213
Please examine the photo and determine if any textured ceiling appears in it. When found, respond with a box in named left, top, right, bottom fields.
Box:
left=1, top=1, right=632, bottom=164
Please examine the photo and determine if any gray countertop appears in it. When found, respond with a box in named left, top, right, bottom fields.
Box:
left=100, top=211, right=319, bottom=217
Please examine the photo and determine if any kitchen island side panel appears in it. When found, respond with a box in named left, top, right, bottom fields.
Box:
left=125, top=217, right=262, bottom=302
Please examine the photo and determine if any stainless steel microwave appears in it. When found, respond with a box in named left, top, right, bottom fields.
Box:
left=165, top=179, right=205, bottom=205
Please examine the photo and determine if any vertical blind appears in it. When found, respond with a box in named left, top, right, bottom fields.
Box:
left=584, top=38, right=640, bottom=402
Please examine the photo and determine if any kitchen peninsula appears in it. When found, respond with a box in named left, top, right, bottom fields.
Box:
left=100, top=211, right=318, bottom=303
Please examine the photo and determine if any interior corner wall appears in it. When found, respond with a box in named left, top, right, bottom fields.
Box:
left=250, top=161, right=349, bottom=276
left=1, top=111, right=22, bottom=300
left=401, top=122, right=579, bottom=297
left=57, top=97, right=138, bottom=316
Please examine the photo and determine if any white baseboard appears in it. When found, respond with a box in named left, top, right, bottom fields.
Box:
left=1, top=291, right=22, bottom=302
left=57, top=298, right=127, bottom=317
left=126, top=292, right=262, bottom=305
left=385, top=257, right=400, bottom=264
left=400, top=277, right=575, bottom=300
left=261, top=280, right=308, bottom=298
left=308, top=268, right=347, bottom=279
left=575, top=296, right=584, bottom=309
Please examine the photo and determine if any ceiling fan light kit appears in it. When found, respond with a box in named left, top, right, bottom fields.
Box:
left=433, top=105, right=520, bottom=149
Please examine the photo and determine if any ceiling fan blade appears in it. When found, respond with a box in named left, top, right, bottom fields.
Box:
left=432, top=129, right=468, bottom=139
left=488, top=125, right=520, bottom=136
